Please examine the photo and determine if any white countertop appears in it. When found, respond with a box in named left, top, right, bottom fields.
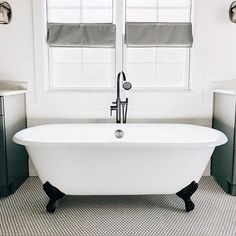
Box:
left=213, top=89, right=236, bottom=95
left=212, top=80, right=236, bottom=95
left=0, top=80, right=28, bottom=96
left=0, top=90, right=27, bottom=96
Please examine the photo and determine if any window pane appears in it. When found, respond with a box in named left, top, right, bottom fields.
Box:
left=50, top=48, right=82, bottom=63
left=48, top=9, right=112, bottom=24
left=158, top=9, right=190, bottom=22
left=126, top=9, right=157, bottom=22
left=51, top=48, right=113, bottom=63
left=126, top=0, right=157, bottom=8
left=156, top=63, right=186, bottom=87
left=82, top=0, right=112, bottom=8
left=83, top=64, right=112, bottom=87
left=126, top=63, right=187, bottom=88
left=47, top=0, right=113, bottom=23
left=82, top=9, right=112, bottom=23
left=52, top=63, right=114, bottom=88
left=52, top=63, right=83, bottom=87
left=127, top=48, right=156, bottom=63
left=48, top=0, right=80, bottom=8
left=157, top=48, right=187, bottom=62
left=82, top=48, right=113, bottom=63
left=126, top=49, right=189, bottom=88
left=48, top=9, right=81, bottom=23
left=127, top=64, right=156, bottom=87
left=158, top=0, right=191, bottom=8
left=50, top=48, right=114, bottom=88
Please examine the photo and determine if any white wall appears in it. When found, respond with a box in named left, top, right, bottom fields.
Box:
left=0, top=0, right=34, bottom=89
left=0, top=0, right=235, bottom=176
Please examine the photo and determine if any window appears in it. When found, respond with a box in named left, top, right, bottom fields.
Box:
left=46, top=0, right=193, bottom=90
left=125, top=0, right=192, bottom=88
left=47, top=0, right=115, bottom=88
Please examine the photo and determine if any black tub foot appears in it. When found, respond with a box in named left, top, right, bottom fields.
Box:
left=43, top=182, right=65, bottom=213
left=176, top=181, right=198, bottom=212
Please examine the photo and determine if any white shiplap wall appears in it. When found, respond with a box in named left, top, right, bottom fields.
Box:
left=0, top=0, right=34, bottom=89
left=0, top=0, right=236, bottom=176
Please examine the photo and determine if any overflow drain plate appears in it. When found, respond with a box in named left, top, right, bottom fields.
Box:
left=115, top=130, right=124, bottom=139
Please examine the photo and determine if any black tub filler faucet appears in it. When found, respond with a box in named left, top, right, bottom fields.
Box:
left=110, top=71, right=132, bottom=123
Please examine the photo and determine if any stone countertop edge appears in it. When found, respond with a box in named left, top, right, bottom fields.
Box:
left=0, top=90, right=27, bottom=96
left=213, top=89, right=236, bottom=96
left=211, top=79, right=236, bottom=96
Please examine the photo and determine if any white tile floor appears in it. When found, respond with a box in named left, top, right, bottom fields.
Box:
left=0, top=177, right=236, bottom=236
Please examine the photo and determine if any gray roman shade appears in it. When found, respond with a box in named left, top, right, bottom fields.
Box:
left=48, top=23, right=116, bottom=48
left=126, top=22, right=193, bottom=48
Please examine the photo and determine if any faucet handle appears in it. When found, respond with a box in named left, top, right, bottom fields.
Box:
left=121, top=98, right=128, bottom=123
left=121, top=98, right=128, bottom=105
left=110, top=105, right=117, bottom=116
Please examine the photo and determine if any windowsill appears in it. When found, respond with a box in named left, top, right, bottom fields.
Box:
left=46, top=87, right=193, bottom=93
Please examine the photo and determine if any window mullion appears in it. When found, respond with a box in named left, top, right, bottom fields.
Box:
left=155, top=0, right=159, bottom=86
left=80, top=0, right=84, bottom=87
left=115, top=0, right=125, bottom=76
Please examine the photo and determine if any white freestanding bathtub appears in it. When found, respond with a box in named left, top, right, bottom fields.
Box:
left=13, top=124, right=227, bottom=213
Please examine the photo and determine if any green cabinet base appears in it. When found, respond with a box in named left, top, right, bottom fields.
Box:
left=213, top=176, right=236, bottom=196
left=228, top=183, right=236, bottom=196
left=0, top=185, right=11, bottom=197
left=0, top=175, right=28, bottom=197
left=0, top=94, right=28, bottom=198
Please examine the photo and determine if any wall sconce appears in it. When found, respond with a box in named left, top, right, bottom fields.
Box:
left=230, top=1, right=236, bottom=23
left=0, top=2, right=12, bottom=24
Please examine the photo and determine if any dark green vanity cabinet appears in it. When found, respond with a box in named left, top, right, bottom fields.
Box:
left=211, top=91, right=236, bottom=195
left=0, top=93, right=28, bottom=197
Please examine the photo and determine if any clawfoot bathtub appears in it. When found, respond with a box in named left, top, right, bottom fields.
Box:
left=13, top=124, right=227, bottom=213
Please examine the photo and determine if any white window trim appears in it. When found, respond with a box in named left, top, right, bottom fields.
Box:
left=32, top=0, right=49, bottom=93
left=32, top=0, right=195, bottom=93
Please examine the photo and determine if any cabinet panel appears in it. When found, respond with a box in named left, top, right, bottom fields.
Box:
left=0, top=151, right=7, bottom=186
left=0, top=94, right=28, bottom=197
left=212, top=92, right=236, bottom=195
left=233, top=150, right=236, bottom=183
left=4, top=94, right=28, bottom=190
left=0, top=97, right=3, bottom=115
left=0, top=116, right=5, bottom=152
left=213, top=93, right=235, bottom=147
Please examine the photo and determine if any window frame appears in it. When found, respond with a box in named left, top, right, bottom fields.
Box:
left=33, top=0, right=194, bottom=93
left=124, top=0, right=193, bottom=90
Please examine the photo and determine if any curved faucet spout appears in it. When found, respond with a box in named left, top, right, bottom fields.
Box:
left=117, top=71, right=131, bottom=100
left=110, top=71, right=132, bottom=123
left=117, top=71, right=125, bottom=100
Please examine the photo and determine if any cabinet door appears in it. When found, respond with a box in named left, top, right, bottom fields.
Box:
left=0, top=151, right=7, bottom=186
left=212, top=93, right=236, bottom=182
left=0, top=116, right=7, bottom=186
left=0, top=116, right=5, bottom=152
left=0, top=97, right=3, bottom=115
left=4, top=94, right=28, bottom=185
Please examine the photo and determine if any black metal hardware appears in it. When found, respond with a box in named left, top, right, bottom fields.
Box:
left=176, top=181, right=198, bottom=212
left=110, top=72, right=132, bottom=123
left=230, top=1, right=236, bottom=23
left=0, top=2, right=12, bottom=24
left=43, top=181, right=65, bottom=213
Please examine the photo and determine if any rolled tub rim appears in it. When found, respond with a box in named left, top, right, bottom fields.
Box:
left=12, top=123, right=228, bottom=148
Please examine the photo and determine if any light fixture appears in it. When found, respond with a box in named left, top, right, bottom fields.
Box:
left=0, top=2, right=12, bottom=24
left=229, top=1, right=236, bottom=23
